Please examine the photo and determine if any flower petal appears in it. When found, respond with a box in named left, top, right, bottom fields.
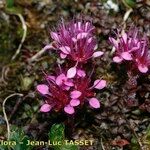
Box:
left=93, top=80, right=106, bottom=90
left=109, top=37, right=118, bottom=48
left=64, top=105, right=75, bottom=114
left=63, top=85, right=70, bottom=91
left=122, top=32, right=128, bottom=43
left=113, top=56, right=123, bottom=63
left=72, top=37, right=77, bottom=43
left=130, top=46, right=140, bottom=51
left=67, top=67, right=77, bottom=78
left=43, top=44, right=54, bottom=51
left=89, top=98, right=100, bottom=108
left=64, top=80, right=74, bottom=87
left=56, top=74, right=66, bottom=86
left=77, top=69, right=86, bottom=77
left=138, top=64, right=148, bottom=73
left=121, top=52, right=132, bottom=60
left=37, top=84, right=49, bottom=95
left=50, top=32, right=60, bottom=42
left=77, top=32, right=88, bottom=39
left=47, top=75, right=56, bottom=81
left=40, top=104, right=51, bottom=112
left=94, top=44, right=98, bottom=50
left=70, top=90, right=82, bottom=99
left=92, top=51, right=104, bottom=58
left=59, top=46, right=71, bottom=54
left=70, top=99, right=80, bottom=107
left=60, top=53, right=67, bottom=59
left=87, top=37, right=93, bottom=43
left=75, top=22, right=82, bottom=30
left=85, top=22, right=90, bottom=31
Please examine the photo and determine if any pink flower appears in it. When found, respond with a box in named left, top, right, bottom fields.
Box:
left=40, top=104, right=52, bottom=112
left=50, top=20, right=103, bottom=62
left=64, top=105, right=75, bottom=114
left=37, top=84, right=49, bottom=95
left=67, top=67, right=77, bottom=78
left=70, top=99, right=80, bottom=107
left=37, top=69, right=106, bottom=114
left=133, top=39, right=150, bottom=73
left=70, top=90, right=82, bottom=99
left=109, top=29, right=141, bottom=62
left=38, top=74, right=71, bottom=113
left=110, top=28, right=150, bottom=73
left=89, top=98, right=100, bottom=108
left=37, top=71, right=78, bottom=114
left=67, top=66, right=86, bottom=79
left=92, top=79, right=107, bottom=90
left=71, top=76, right=106, bottom=109
left=77, top=69, right=86, bottom=77
left=55, top=73, right=74, bottom=87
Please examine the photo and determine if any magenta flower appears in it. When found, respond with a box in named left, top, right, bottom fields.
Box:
left=109, top=29, right=141, bottom=63
left=71, top=76, right=106, bottom=109
left=109, top=28, right=150, bottom=73
left=133, top=39, right=150, bottom=73
left=49, top=20, right=103, bottom=62
left=37, top=69, right=106, bottom=115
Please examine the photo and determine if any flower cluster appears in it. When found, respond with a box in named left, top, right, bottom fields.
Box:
left=50, top=20, right=104, bottom=62
left=37, top=19, right=106, bottom=115
left=109, top=29, right=150, bottom=73
left=37, top=70, right=106, bottom=114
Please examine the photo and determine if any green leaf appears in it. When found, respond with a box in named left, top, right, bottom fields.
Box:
left=9, top=126, right=33, bottom=150
left=20, top=76, right=34, bottom=91
left=5, top=7, right=22, bottom=14
left=123, top=0, right=136, bottom=8
left=6, top=0, right=14, bottom=8
left=0, top=145, right=7, bottom=150
left=146, top=126, right=150, bottom=138
left=131, top=136, right=140, bottom=150
left=145, top=125, right=150, bottom=145
left=131, top=136, right=138, bottom=144
left=49, top=124, right=78, bottom=150
left=60, top=144, right=78, bottom=150
left=49, top=124, right=65, bottom=146
left=49, top=124, right=65, bottom=150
